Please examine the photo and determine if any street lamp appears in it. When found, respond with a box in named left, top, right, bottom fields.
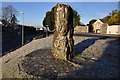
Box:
left=19, top=12, right=24, bottom=45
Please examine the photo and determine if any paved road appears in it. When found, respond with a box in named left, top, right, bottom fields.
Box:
left=74, top=33, right=120, bottom=38
left=2, top=34, right=45, bottom=56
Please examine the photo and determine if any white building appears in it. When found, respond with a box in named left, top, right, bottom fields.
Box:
left=0, top=21, right=2, bottom=25
left=107, top=25, right=120, bottom=35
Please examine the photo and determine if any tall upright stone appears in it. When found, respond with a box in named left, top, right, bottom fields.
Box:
left=52, top=4, right=74, bottom=61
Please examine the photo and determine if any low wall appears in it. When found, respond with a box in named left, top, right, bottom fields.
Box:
left=74, top=26, right=89, bottom=33
left=100, top=26, right=107, bottom=34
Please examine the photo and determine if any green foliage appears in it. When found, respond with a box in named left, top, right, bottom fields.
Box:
left=87, top=19, right=97, bottom=32
left=109, top=10, right=118, bottom=16
left=88, top=10, right=120, bottom=32
left=42, top=6, right=81, bottom=30
left=43, top=11, right=54, bottom=30
left=73, top=9, right=81, bottom=27
left=102, top=16, right=111, bottom=22
left=108, top=11, right=120, bottom=25
left=101, top=10, right=120, bottom=25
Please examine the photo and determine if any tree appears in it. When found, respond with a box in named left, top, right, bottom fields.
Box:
left=11, top=14, right=18, bottom=25
left=108, top=11, right=120, bottom=25
left=101, top=10, right=120, bottom=25
left=2, top=5, right=18, bottom=26
left=43, top=11, right=54, bottom=30
left=73, top=9, right=81, bottom=27
left=102, top=15, right=111, bottom=22
left=108, top=9, right=118, bottom=16
left=43, top=7, right=81, bottom=30
left=1, top=19, right=8, bottom=26
left=87, top=19, right=97, bottom=32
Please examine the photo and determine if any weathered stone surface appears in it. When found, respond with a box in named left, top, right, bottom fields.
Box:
left=52, top=4, right=74, bottom=60
left=74, top=26, right=89, bottom=33
left=100, top=23, right=107, bottom=34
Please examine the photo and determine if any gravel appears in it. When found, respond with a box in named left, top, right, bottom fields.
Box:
left=1, top=35, right=120, bottom=79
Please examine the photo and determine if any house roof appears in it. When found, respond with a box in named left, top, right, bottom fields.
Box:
left=99, top=19, right=107, bottom=23
left=93, top=19, right=107, bottom=25
left=80, top=22, right=86, bottom=26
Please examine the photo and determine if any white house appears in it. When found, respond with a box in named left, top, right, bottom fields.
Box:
left=107, top=25, right=120, bottom=35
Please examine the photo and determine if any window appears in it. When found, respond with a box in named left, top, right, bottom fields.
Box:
left=97, top=23, right=100, bottom=27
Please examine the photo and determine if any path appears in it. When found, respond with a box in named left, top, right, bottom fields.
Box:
left=1, top=35, right=119, bottom=79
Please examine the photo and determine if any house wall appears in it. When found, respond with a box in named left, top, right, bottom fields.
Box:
left=93, top=20, right=104, bottom=33
left=100, top=26, right=107, bottom=34
left=93, top=19, right=108, bottom=34
left=100, top=23, right=108, bottom=34
left=74, top=26, right=89, bottom=33
left=107, top=25, right=120, bottom=35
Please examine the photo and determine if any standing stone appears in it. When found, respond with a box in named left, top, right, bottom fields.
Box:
left=52, top=4, right=74, bottom=61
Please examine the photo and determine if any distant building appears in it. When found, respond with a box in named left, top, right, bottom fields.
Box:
left=74, top=25, right=89, bottom=33
left=0, top=21, right=2, bottom=25
left=36, top=28, right=40, bottom=31
left=36, top=27, right=44, bottom=31
left=107, top=25, right=120, bottom=35
left=92, top=19, right=108, bottom=33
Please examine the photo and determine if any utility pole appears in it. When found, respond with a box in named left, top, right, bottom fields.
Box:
left=19, top=12, right=24, bottom=45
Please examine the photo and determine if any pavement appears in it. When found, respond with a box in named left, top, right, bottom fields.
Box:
left=1, top=33, right=120, bottom=78
left=1, top=36, right=53, bottom=78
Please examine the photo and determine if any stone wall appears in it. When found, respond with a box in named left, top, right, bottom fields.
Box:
left=100, top=23, right=108, bottom=34
left=100, top=26, right=107, bottom=34
left=74, top=26, right=89, bottom=33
